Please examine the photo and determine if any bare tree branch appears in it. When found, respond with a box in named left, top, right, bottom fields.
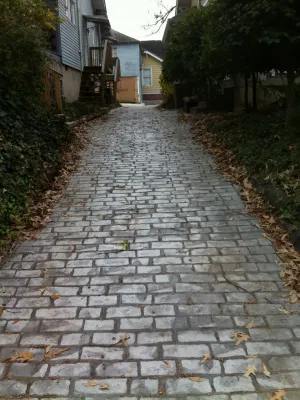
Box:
left=143, top=0, right=176, bottom=35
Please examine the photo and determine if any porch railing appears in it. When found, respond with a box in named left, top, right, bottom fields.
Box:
left=89, top=47, right=104, bottom=67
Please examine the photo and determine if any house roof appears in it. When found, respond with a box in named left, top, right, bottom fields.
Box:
left=141, top=41, right=165, bottom=61
left=110, top=29, right=139, bottom=44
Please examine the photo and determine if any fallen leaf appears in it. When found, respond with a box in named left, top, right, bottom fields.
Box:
left=121, top=335, right=129, bottom=348
left=10, top=352, right=34, bottom=363
left=50, top=294, right=60, bottom=300
left=45, top=346, right=52, bottom=354
left=39, top=287, right=47, bottom=295
left=232, top=332, right=250, bottom=346
left=245, top=355, right=258, bottom=358
left=243, top=178, right=253, bottom=190
left=44, top=347, right=70, bottom=359
left=244, top=365, right=256, bottom=377
left=83, top=381, right=99, bottom=387
left=0, top=307, right=4, bottom=317
left=13, top=320, right=20, bottom=324
left=100, top=384, right=110, bottom=390
left=263, top=364, right=271, bottom=377
left=290, top=291, right=299, bottom=304
left=246, top=321, right=254, bottom=329
left=164, top=360, right=171, bottom=368
left=189, top=377, right=204, bottom=382
left=201, top=353, right=211, bottom=363
left=279, top=307, right=295, bottom=315
left=269, top=390, right=286, bottom=400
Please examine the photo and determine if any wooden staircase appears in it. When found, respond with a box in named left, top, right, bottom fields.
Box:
left=79, top=41, right=120, bottom=104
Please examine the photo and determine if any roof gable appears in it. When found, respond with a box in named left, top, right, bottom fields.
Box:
left=141, top=40, right=165, bottom=60
left=111, top=29, right=139, bottom=44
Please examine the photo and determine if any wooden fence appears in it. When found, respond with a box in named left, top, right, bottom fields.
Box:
left=44, top=68, right=63, bottom=113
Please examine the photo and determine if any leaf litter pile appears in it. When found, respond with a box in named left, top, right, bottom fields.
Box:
left=0, top=113, right=109, bottom=264
left=190, top=113, right=300, bottom=302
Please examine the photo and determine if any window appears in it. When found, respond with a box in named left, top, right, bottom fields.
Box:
left=112, top=48, right=118, bottom=58
left=65, top=0, right=76, bottom=24
left=143, top=68, right=152, bottom=86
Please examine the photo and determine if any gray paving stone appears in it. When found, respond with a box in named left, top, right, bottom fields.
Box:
left=30, top=380, right=70, bottom=396
left=81, top=347, right=124, bottom=360
left=141, top=360, right=176, bottom=376
left=0, top=380, right=27, bottom=396
left=74, top=379, right=127, bottom=395
left=131, top=379, right=158, bottom=395
left=129, top=346, right=158, bottom=359
left=257, top=372, right=300, bottom=389
left=181, top=359, right=221, bottom=374
left=96, top=361, right=138, bottom=377
left=49, top=363, right=91, bottom=377
left=214, top=376, right=255, bottom=392
left=246, top=342, right=291, bottom=355
left=166, top=378, right=212, bottom=394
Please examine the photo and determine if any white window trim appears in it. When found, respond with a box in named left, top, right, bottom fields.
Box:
left=142, top=67, right=152, bottom=87
left=65, top=0, right=76, bottom=24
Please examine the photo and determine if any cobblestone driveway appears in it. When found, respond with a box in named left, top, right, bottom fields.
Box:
left=1, top=107, right=300, bottom=399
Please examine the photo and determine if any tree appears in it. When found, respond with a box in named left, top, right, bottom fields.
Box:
left=0, top=0, right=59, bottom=105
left=208, top=0, right=300, bottom=116
left=163, top=9, right=207, bottom=83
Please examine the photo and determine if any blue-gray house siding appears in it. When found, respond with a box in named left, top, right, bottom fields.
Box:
left=55, top=0, right=100, bottom=71
left=112, top=43, right=142, bottom=101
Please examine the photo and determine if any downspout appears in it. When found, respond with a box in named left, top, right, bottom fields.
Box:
left=76, top=0, right=84, bottom=70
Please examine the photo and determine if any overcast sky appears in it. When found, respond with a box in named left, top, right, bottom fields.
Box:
left=106, top=0, right=176, bottom=41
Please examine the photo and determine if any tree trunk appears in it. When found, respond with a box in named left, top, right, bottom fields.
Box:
left=286, top=67, right=295, bottom=123
left=233, top=74, right=243, bottom=112
left=252, top=71, right=257, bottom=110
left=244, top=74, right=249, bottom=111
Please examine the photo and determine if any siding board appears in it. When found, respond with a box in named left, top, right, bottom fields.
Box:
left=142, top=54, right=162, bottom=94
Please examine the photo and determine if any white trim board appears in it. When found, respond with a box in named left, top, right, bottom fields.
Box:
left=144, top=50, right=163, bottom=63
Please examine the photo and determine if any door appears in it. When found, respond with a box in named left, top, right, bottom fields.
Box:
left=117, top=77, right=139, bottom=103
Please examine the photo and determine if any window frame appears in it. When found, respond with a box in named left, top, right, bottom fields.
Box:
left=65, top=0, right=76, bottom=24
left=142, top=67, right=152, bottom=87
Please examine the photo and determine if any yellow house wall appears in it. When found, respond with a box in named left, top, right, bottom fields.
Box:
left=142, top=54, right=162, bottom=94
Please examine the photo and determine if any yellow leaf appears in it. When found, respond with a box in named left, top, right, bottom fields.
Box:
left=45, top=346, right=52, bottom=354
left=100, top=384, right=110, bottom=390
left=201, top=353, right=211, bottom=363
left=44, top=347, right=70, bottom=359
left=121, top=335, right=129, bottom=348
left=244, top=365, right=256, bottom=377
left=232, top=332, right=250, bottom=346
left=263, top=364, right=271, bottom=377
left=269, top=390, right=286, bottom=400
left=245, top=355, right=258, bottom=358
left=50, top=294, right=60, bottom=300
left=189, top=377, right=204, bottom=382
left=246, top=321, right=254, bottom=329
left=39, top=287, right=47, bottom=295
left=243, top=178, right=252, bottom=190
left=10, top=352, right=34, bottom=363
left=83, top=381, right=99, bottom=387
left=0, top=307, right=4, bottom=317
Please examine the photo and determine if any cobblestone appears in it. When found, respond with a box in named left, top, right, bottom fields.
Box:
left=0, top=107, right=297, bottom=398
